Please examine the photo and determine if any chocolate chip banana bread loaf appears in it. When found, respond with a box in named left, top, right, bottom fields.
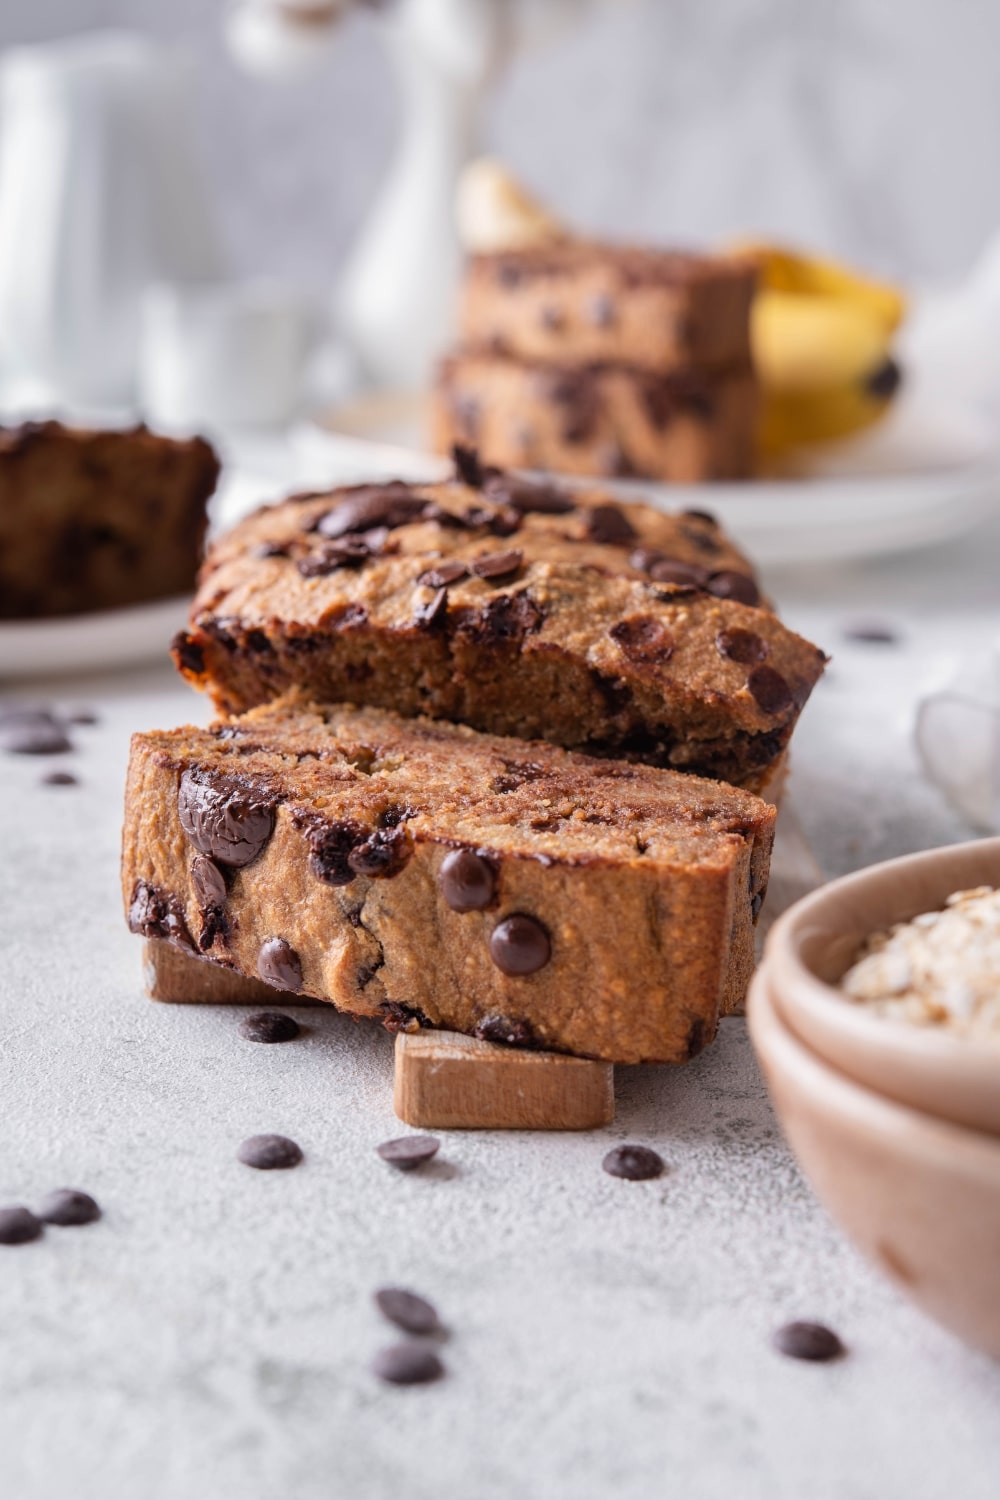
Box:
left=431, top=353, right=757, bottom=482
left=461, top=245, right=756, bottom=374
left=0, top=421, right=220, bottom=619
left=173, top=464, right=825, bottom=794
left=122, top=698, right=777, bottom=1064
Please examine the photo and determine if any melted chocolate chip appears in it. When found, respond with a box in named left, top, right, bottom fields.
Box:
left=649, top=558, right=708, bottom=589
left=375, top=1287, right=441, bottom=1336
left=379, top=1001, right=432, bottom=1035
left=171, top=631, right=206, bottom=677
left=482, top=474, right=575, bottom=515
left=747, top=665, right=793, bottom=715
left=489, top=914, right=551, bottom=976
left=191, top=854, right=227, bottom=909
left=439, top=849, right=496, bottom=912
left=609, top=616, right=675, bottom=665
left=586, top=504, right=638, bottom=546
left=0, top=1206, right=43, bottom=1244
left=36, top=1189, right=100, bottom=1227
left=347, top=826, right=411, bottom=879
left=705, top=570, right=760, bottom=607
left=128, top=881, right=193, bottom=948
left=772, top=1321, right=846, bottom=1362
left=177, top=772, right=276, bottom=868
left=602, top=1144, right=665, bottom=1181
left=470, top=549, right=523, bottom=581
left=418, top=560, right=468, bottom=588
left=716, top=627, right=769, bottom=665
left=237, top=1134, right=303, bottom=1170
left=257, top=937, right=303, bottom=992
left=376, top=1135, right=440, bottom=1171
left=301, top=818, right=367, bottom=886
left=474, top=1015, right=536, bottom=1047
left=372, top=1343, right=444, bottom=1386
left=459, top=592, right=545, bottom=645
left=415, top=587, right=449, bottom=629
left=239, top=1011, right=301, bottom=1044
left=316, top=484, right=429, bottom=539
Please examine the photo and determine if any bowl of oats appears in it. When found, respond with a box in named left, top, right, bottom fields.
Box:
left=757, top=837, right=1000, bottom=1136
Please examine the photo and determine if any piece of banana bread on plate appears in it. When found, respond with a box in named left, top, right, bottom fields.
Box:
left=122, top=697, right=777, bottom=1064
left=0, top=421, right=220, bottom=619
left=431, top=352, right=757, bottom=482
left=172, top=465, right=825, bottom=794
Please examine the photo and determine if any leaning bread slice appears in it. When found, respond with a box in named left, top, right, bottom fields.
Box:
left=122, top=698, right=776, bottom=1065
left=172, top=463, right=826, bottom=794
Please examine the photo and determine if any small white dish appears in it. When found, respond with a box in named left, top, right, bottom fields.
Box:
left=0, top=595, right=188, bottom=680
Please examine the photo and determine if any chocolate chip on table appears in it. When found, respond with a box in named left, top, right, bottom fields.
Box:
left=36, top=1188, right=101, bottom=1226
left=237, top=1134, right=303, bottom=1170
left=438, top=848, right=496, bottom=912
left=177, top=770, right=275, bottom=867
left=376, top=1135, right=440, bottom=1172
left=418, top=560, right=468, bottom=588
left=470, top=549, right=523, bottom=581
left=586, top=504, right=638, bottom=546
left=66, top=709, right=98, bottom=725
left=705, top=570, right=760, bottom=607
left=489, top=914, right=551, bottom=976
left=772, top=1320, right=846, bottom=1362
left=843, top=619, right=899, bottom=645
left=257, top=937, right=303, bottom=992
left=374, top=1287, right=442, bottom=1337
left=716, top=627, right=770, bottom=665
left=481, top=473, right=575, bottom=515
left=42, top=770, right=78, bottom=786
left=191, top=853, right=228, bottom=909
left=0, top=1205, right=43, bottom=1244
left=239, top=1011, right=301, bottom=1044
left=371, top=1342, right=445, bottom=1386
left=1, top=717, right=72, bottom=755
left=747, top=665, right=793, bottom=715
left=602, top=1144, right=665, bottom=1181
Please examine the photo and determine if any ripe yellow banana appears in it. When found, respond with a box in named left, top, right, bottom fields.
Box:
left=734, top=240, right=905, bottom=334
left=757, top=360, right=901, bottom=458
left=751, top=290, right=895, bottom=394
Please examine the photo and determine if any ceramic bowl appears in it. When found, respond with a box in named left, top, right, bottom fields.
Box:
left=748, top=972, right=1000, bottom=1358
left=760, top=837, right=1000, bottom=1135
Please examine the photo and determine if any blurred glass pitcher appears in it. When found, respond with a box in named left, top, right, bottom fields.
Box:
left=0, top=30, right=222, bottom=409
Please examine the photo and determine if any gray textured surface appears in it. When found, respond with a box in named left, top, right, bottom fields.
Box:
left=2, top=0, right=1000, bottom=284
left=3, top=506, right=1000, bottom=1498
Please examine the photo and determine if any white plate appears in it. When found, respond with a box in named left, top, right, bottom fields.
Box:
left=298, top=388, right=1000, bottom=567
left=0, top=595, right=189, bottom=680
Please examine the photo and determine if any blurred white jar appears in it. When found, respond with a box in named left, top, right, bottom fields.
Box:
left=139, top=281, right=320, bottom=431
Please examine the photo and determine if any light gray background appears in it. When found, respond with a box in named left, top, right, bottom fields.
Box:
left=2, top=0, right=998, bottom=288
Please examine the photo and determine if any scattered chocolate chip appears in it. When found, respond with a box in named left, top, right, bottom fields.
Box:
left=716, top=627, right=769, bottom=665
left=237, top=1134, right=303, bottom=1170
left=474, top=1015, right=535, bottom=1047
left=439, top=849, right=496, bottom=912
left=588, top=292, right=616, bottom=327
left=1, top=719, right=72, bottom=755
left=458, top=591, right=545, bottom=645
left=489, top=914, right=551, bottom=976
left=301, top=817, right=367, bottom=886
left=470, top=549, right=523, bottom=581
left=376, top=1135, right=440, bottom=1172
left=66, top=709, right=98, bottom=726
left=372, top=1343, right=444, bottom=1385
left=257, top=937, right=303, bottom=992
left=347, top=826, right=411, bottom=879
left=36, top=1189, right=101, bottom=1227
left=482, top=474, right=575, bottom=515
left=239, top=1011, right=301, bottom=1044
left=451, top=443, right=488, bottom=488
left=316, top=484, right=429, bottom=539
left=602, top=1144, right=665, bottom=1181
left=127, top=881, right=193, bottom=948
left=649, top=558, right=708, bottom=589
left=177, top=771, right=275, bottom=868
left=586, top=504, right=638, bottom=546
left=42, top=770, right=78, bottom=786
left=418, top=560, right=468, bottom=588
left=609, top=616, right=675, bottom=664
left=191, top=854, right=227, bottom=909
left=843, top=619, right=899, bottom=644
left=772, top=1321, right=846, bottom=1362
left=0, top=1205, right=44, bottom=1244
left=705, top=570, right=760, bottom=607
left=414, top=586, right=449, bottom=629
left=374, top=1287, right=441, bottom=1336
left=747, top=665, right=793, bottom=715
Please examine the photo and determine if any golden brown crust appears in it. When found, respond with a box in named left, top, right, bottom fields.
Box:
left=121, top=698, right=776, bottom=1063
left=173, top=473, right=826, bottom=791
left=0, top=421, right=220, bottom=618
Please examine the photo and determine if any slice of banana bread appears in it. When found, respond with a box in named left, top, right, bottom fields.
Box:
left=172, top=465, right=825, bottom=793
left=0, top=421, right=220, bottom=619
left=431, top=352, right=757, bottom=482
left=122, top=697, right=776, bottom=1064
left=461, top=245, right=756, bottom=374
